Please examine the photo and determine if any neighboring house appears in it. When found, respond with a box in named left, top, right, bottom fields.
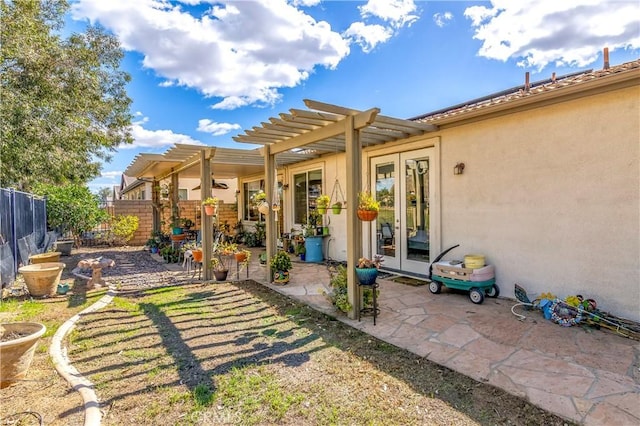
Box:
left=235, top=57, right=639, bottom=322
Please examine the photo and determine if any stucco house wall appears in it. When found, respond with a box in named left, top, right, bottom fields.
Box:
left=436, top=84, right=639, bottom=322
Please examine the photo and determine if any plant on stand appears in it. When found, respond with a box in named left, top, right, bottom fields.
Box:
left=270, top=251, right=293, bottom=284
left=211, top=241, right=237, bottom=281
left=355, top=254, right=384, bottom=285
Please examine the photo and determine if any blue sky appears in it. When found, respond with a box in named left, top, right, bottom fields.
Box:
left=66, top=0, right=640, bottom=192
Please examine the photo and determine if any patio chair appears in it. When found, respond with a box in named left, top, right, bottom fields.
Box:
left=380, top=222, right=394, bottom=247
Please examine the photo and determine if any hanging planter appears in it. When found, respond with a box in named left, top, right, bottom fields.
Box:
left=257, top=201, right=270, bottom=215
left=192, top=249, right=203, bottom=263
left=357, top=191, right=380, bottom=222
left=202, top=197, right=219, bottom=216
left=331, top=202, right=343, bottom=215
left=357, top=209, right=378, bottom=221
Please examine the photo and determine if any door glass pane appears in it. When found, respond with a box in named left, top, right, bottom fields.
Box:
left=375, top=162, right=395, bottom=258
left=405, top=158, right=430, bottom=262
left=293, top=169, right=323, bottom=225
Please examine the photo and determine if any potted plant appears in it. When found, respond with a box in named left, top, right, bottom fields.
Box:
left=181, top=218, right=194, bottom=230
left=295, top=243, right=306, bottom=261
left=0, top=322, right=47, bottom=388
left=355, top=254, right=384, bottom=285
left=18, top=262, right=66, bottom=297
left=331, top=201, right=343, bottom=215
left=211, top=241, right=237, bottom=281
left=357, top=190, right=380, bottom=221
left=270, top=250, right=292, bottom=284
left=316, top=194, right=330, bottom=215
left=146, top=238, right=160, bottom=254
left=202, top=197, right=219, bottom=216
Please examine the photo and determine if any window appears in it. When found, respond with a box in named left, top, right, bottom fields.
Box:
left=243, top=179, right=264, bottom=221
left=178, top=189, right=188, bottom=200
left=293, top=169, right=322, bottom=225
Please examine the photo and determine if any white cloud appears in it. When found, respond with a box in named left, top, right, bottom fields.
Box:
left=464, top=0, right=640, bottom=71
left=359, top=0, right=419, bottom=29
left=433, top=12, right=453, bottom=28
left=100, top=170, right=122, bottom=180
left=343, top=22, right=393, bottom=53
left=120, top=116, right=204, bottom=150
left=197, top=119, right=242, bottom=136
left=291, top=0, right=321, bottom=7
left=72, top=0, right=350, bottom=109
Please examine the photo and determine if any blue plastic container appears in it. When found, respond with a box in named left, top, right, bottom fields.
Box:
left=304, top=236, right=323, bottom=263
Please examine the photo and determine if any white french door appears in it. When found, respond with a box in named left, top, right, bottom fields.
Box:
left=370, top=148, right=434, bottom=275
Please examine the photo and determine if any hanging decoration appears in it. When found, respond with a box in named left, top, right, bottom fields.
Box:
left=329, top=179, right=346, bottom=214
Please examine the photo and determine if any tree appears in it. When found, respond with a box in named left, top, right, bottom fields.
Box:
left=0, top=0, right=132, bottom=191
left=97, top=187, right=113, bottom=202
left=33, top=182, right=108, bottom=246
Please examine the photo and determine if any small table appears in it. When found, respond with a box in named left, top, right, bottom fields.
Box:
left=77, top=257, right=115, bottom=288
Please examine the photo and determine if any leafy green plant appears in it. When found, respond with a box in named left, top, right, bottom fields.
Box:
left=202, top=197, right=219, bottom=206
left=109, top=215, right=139, bottom=245
left=329, top=265, right=351, bottom=313
left=33, top=182, right=108, bottom=244
left=357, top=190, right=380, bottom=212
left=316, top=194, right=330, bottom=209
left=270, top=251, right=292, bottom=272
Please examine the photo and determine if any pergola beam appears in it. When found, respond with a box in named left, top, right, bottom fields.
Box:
left=269, top=108, right=380, bottom=155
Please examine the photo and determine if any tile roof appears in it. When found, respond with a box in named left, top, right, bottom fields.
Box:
left=413, top=59, right=640, bottom=123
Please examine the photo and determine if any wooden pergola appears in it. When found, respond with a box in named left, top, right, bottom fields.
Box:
left=125, top=99, right=437, bottom=316
left=234, top=99, right=437, bottom=318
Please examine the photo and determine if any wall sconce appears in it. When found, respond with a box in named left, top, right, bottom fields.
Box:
left=235, top=189, right=241, bottom=194
left=282, top=183, right=290, bottom=190
left=454, top=162, right=465, bottom=175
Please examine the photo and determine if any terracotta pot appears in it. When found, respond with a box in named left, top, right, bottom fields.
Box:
left=234, top=252, right=247, bottom=263
left=213, top=269, right=229, bottom=281
left=204, top=205, right=217, bottom=216
left=0, top=322, right=47, bottom=388
left=29, top=251, right=61, bottom=264
left=357, top=209, right=378, bottom=221
left=192, top=250, right=203, bottom=262
left=18, top=262, right=65, bottom=297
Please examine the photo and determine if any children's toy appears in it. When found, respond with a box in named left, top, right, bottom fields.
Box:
left=427, top=245, right=499, bottom=304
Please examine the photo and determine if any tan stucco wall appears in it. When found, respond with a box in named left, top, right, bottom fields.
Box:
left=436, top=85, right=639, bottom=321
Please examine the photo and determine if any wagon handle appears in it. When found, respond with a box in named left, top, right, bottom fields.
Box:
left=428, top=244, right=460, bottom=279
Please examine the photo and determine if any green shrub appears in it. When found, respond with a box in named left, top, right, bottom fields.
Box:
left=109, top=215, right=139, bottom=245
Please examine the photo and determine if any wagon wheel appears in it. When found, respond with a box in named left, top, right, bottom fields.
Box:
left=429, top=280, right=442, bottom=294
left=486, top=284, right=500, bottom=298
left=469, top=288, right=484, bottom=304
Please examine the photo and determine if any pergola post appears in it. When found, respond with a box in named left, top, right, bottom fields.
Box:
left=200, top=149, right=213, bottom=281
left=264, top=145, right=276, bottom=283
left=345, top=115, right=362, bottom=319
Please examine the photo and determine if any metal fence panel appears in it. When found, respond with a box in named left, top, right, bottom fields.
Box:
left=0, top=188, right=47, bottom=288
